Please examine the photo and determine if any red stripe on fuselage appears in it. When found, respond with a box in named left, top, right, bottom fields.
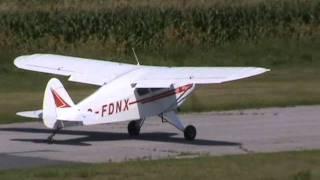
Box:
left=129, top=84, right=193, bottom=105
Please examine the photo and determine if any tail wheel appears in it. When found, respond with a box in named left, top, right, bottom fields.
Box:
left=128, top=120, right=140, bottom=136
left=184, top=125, right=196, bottom=141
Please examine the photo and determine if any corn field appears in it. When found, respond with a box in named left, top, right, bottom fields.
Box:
left=0, top=0, right=319, bottom=54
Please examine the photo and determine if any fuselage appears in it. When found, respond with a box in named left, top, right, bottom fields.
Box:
left=59, top=70, right=195, bottom=125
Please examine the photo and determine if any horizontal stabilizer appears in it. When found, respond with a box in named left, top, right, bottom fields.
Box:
left=16, top=110, right=43, bottom=119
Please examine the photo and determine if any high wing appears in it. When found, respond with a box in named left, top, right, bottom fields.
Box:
left=14, top=54, right=138, bottom=86
left=133, top=66, right=268, bottom=88
left=14, top=54, right=269, bottom=87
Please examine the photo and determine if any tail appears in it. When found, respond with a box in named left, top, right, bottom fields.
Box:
left=43, top=78, right=75, bottom=129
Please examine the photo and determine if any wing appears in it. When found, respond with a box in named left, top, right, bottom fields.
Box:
left=14, top=54, right=138, bottom=86
left=14, top=54, right=269, bottom=87
left=133, top=66, right=269, bottom=88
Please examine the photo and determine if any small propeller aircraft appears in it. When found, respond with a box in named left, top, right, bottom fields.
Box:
left=14, top=53, right=269, bottom=143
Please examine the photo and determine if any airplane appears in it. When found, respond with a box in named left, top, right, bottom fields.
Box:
left=14, top=53, right=269, bottom=143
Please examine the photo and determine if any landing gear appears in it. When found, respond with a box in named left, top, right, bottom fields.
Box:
left=47, top=126, right=62, bottom=144
left=128, top=120, right=142, bottom=136
left=47, top=122, right=63, bottom=144
left=47, top=134, right=54, bottom=144
left=161, top=111, right=197, bottom=141
left=184, top=125, right=197, bottom=141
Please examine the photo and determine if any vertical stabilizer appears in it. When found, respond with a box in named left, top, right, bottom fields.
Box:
left=43, top=78, right=74, bottom=128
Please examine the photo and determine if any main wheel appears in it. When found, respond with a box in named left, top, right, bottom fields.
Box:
left=184, top=125, right=196, bottom=141
left=128, top=120, right=140, bottom=136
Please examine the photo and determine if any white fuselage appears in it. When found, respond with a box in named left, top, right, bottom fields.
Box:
left=58, top=71, right=195, bottom=125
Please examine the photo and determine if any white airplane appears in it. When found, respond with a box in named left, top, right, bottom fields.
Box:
left=14, top=54, right=269, bottom=143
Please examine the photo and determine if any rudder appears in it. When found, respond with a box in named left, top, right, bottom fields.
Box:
left=43, top=78, right=74, bottom=128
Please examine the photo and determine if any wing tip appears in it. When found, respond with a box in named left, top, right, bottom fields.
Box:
left=250, top=67, right=270, bottom=75
left=14, top=54, right=46, bottom=68
left=13, top=55, right=26, bottom=68
left=258, top=67, right=270, bottom=73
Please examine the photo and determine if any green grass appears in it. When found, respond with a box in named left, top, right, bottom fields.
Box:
left=183, top=67, right=320, bottom=111
left=0, top=0, right=292, bottom=11
left=0, top=150, right=319, bottom=180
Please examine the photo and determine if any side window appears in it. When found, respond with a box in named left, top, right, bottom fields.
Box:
left=137, top=88, right=150, bottom=96
left=150, top=88, right=162, bottom=93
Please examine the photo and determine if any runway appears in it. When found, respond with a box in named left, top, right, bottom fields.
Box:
left=1, top=105, right=320, bottom=170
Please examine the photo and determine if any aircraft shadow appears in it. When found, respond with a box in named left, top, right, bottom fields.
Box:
left=0, top=127, right=241, bottom=147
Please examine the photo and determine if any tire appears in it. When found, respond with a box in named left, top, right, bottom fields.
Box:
left=128, top=120, right=140, bottom=136
left=184, top=125, right=196, bottom=141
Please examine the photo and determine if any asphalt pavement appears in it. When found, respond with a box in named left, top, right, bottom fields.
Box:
left=1, top=105, right=320, bottom=170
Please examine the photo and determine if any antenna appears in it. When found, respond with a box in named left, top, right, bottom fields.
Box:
left=132, top=48, right=140, bottom=66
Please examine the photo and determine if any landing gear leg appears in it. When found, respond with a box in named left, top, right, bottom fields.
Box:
left=128, top=119, right=145, bottom=136
left=162, top=111, right=197, bottom=141
left=47, top=123, right=63, bottom=144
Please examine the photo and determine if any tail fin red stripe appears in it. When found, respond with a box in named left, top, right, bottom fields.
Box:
left=51, top=89, right=71, bottom=108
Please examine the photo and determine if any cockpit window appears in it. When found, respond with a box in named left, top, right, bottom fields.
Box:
left=136, top=88, right=150, bottom=96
